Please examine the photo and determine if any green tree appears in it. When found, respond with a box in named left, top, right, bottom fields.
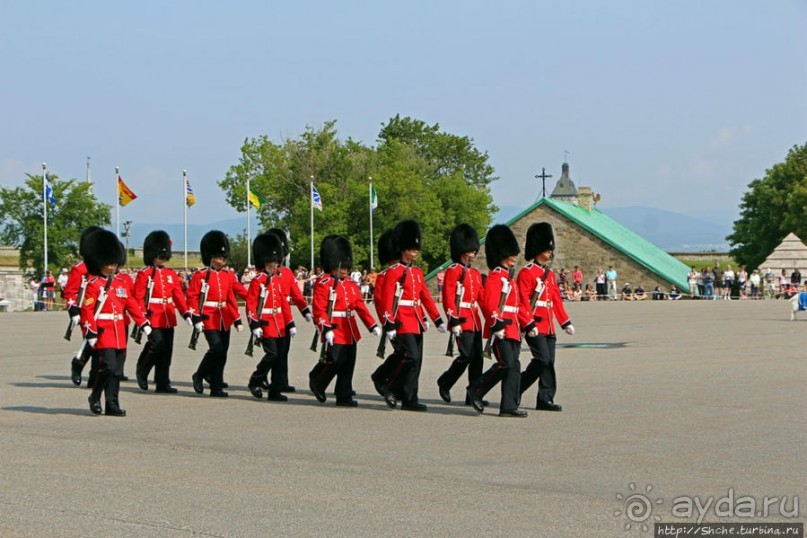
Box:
left=0, top=175, right=111, bottom=275
left=728, top=143, right=807, bottom=269
left=227, top=231, right=249, bottom=277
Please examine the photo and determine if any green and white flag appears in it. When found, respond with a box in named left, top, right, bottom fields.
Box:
left=370, top=185, right=378, bottom=211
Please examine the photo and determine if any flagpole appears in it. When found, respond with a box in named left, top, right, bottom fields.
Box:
left=115, top=166, right=120, bottom=238
left=310, top=178, right=314, bottom=271
left=42, top=163, right=48, bottom=274
left=183, top=170, right=188, bottom=269
left=369, top=177, right=374, bottom=270
left=246, top=174, right=251, bottom=268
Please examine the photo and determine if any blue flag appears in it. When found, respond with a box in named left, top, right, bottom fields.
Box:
left=311, top=184, right=323, bottom=211
left=45, top=173, right=56, bottom=206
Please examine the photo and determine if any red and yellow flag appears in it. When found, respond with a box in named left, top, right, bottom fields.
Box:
left=117, top=176, right=137, bottom=206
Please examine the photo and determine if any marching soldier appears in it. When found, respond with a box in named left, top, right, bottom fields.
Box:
left=517, top=222, right=574, bottom=411
left=81, top=229, right=154, bottom=416
left=258, top=228, right=313, bottom=393
left=188, top=231, right=247, bottom=397
left=245, top=232, right=296, bottom=401
left=370, top=229, right=401, bottom=397
left=133, top=231, right=192, bottom=393
left=309, top=235, right=380, bottom=406
left=437, top=224, right=485, bottom=406
left=67, top=225, right=102, bottom=386
left=378, top=220, right=445, bottom=411
left=468, top=224, right=529, bottom=417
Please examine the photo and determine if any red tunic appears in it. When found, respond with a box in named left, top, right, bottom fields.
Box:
left=480, top=266, right=528, bottom=341
left=245, top=271, right=293, bottom=338
left=63, top=261, right=88, bottom=309
left=373, top=270, right=387, bottom=321
left=516, top=263, right=571, bottom=336
left=379, top=263, right=441, bottom=334
left=313, top=275, right=377, bottom=345
left=441, top=263, right=483, bottom=332
left=278, top=266, right=310, bottom=315
left=81, top=274, right=148, bottom=349
left=187, top=269, right=247, bottom=331
left=133, top=266, right=191, bottom=329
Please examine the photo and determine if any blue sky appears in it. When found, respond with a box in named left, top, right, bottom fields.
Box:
left=2, top=0, right=805, bottom=232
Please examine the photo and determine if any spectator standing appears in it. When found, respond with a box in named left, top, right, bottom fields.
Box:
left=367, top=268, right=378, bottom=299
left=688, top=267, right=698, bottom=299
left=57, top=268, right=69, bottom=308
left=764, top=268, right=775, bottom=299
left=437, top=269, right=445, bottom=297
left=737, top=267, right=748, bottom=297
left=723, top=265, right=735, bottom=300
left=713, top=262, right=724, bottom=299
left=779, top=269, right=789, bottom=298
left=791, top=268, right=801, bottom=287
left=572, top=266, right=583, bottom=290
left=702, top=266, right=715, bottom=300
left=360, top=269, right=370, bottom=301
left=605, top=266, right=618, bottom=300
left=349, top=266, right=362, bottom=285
left=749, top=269, right=761, bottom=299
left=41, top=270, right=56, bottom=310
left=595, top=270, right=606, bottom=300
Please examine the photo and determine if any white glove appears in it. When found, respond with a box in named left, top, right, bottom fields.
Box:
left=436, top=323, right=446, bottom=334
left=235, top=323, right=244, bottom=333
left=423, top=320, right=430, bottom=332
left=142, top=325, right=152, bottom=337
left=565, top=324, right=575, bottom=336
left=88, top=338, right=98, bottom=348
left=494, top=329, right=505, bottom=339
left=305, top=312, right=313, bottom=323
left=194, top=321, right=204, bottom=332
left=528, top=328, right=539, bottom=337
left=324, top=330, right=334, bottom=345
left=386, top=329, right=396, bottom=342
left=71, top=315, right=80, bottom=325
left=451, top=325, right=462, bottom=337
left=372, top=326, right=382, bottom=337
left=252, top=327, right=263, bottom=340
left=185, top=317, right=193, bottom=326
left=289, top=327, right=297, bottom=338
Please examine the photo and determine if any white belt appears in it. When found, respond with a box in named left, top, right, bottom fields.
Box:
left=503, top=305, right=519, bottom=313
left=398, top=299, right=420, bottom=307
left=149, top=297, right=174, bottom=305
left=261, top=307, right=282, bottom=315
left=331, top=310, right=355, bottom=318
left=203, top=301, right=227, bottom=308
left=97, top=313, right=124, bottom=321
left=533, top=300, right=552, bottom=308
left=459, top=301, right=478, bottom=309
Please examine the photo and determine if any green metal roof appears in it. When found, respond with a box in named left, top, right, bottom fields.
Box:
left=426, top=197, right=691, bottom=292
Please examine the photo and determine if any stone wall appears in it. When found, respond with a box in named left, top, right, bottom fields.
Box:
left=426, top=204, right=686, bottom=295
left=0, top=270, right=33, bottom=312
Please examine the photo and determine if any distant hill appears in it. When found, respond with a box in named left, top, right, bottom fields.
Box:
left=126, top=217, right=256, bottom=250
left=493, top=204, right=733, bottom=252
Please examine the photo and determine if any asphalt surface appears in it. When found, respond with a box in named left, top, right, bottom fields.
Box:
left=0, top=300, right=804, bottom=537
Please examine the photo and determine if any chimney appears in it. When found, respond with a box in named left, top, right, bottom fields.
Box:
left=578, top=186, right=593, bottom=212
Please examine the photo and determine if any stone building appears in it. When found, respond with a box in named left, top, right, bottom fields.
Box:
left=425, top=164, right=691, bottom=295
left=757, top=232, right=807, bottom=279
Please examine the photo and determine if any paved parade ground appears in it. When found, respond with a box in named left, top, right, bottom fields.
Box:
left=0, top=300, right=804, bottom=537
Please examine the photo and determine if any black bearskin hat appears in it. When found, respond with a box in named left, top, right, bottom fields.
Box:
left=266, top=227, right=289, bottom=257
left=377, top=228, right=398, bottom=266
left=143, top=230, right=172, bottom=266
left=394, top=219, right=421, bottom=254
left=320, top=234, right=353, bottom=272
left=78, top=226, right=103, bottom=258
left=200, top=230, right=230, bottom=266
left=525, top=222, right=555, bottom=261
left=253, top=233, right=284, bottom=269
left=484, top=224, right=520, bottom=270
left=83, top=229, right=126, bottom=276
left=450, top=223, right=480, bottom=263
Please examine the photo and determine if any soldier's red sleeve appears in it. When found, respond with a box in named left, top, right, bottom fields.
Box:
left=187, top=271, right=202, bottom=314
left=312, top=277, right=331, bottom=331
left=379, top=266, right=400, bottom=326
left=373, top=272, right=386, bottom=320
left=133, top=270, right=148, bottom=307
left=226, top=284, right=241, bottom=326
left=80, top=278, right=101, bottom=335
left=516, top=267, right=535, bottom=330
left=418, top=273, right=442, bottom=323
left=245, top=276, right=262, bottom=325
left=550, top=275, right=572, bottom=329
left=231, top=276, right=248, bottom=301
left=123, top=277, right=149, bottom=328
left=283, top=267, right=310, bottom=313
left=442, top=265, right=459, bottom=320
left=63, top=264, right=86, bottom=308
left=351, top=286, right=378, bottom=331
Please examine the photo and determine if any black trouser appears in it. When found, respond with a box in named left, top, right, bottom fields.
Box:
left=521, top=333, right=557, bottom=405
left=72, top=342, right=99, bottom=385
left=372, top=350, right=406, bottom=400
left=383, top=333, right=423, bottom=406
left=276, top=333, right=292, bottom=388
left=249, top=337, right=283, bottom=393
left=596, top=282, right=607, bottom=300
left=437, top=330, right=483, bottom=393
left=136, top=327, right=174, bottom=388
left=91, top=348, right=126, bottom=410
left=309, top=343, right=357, bottom=402
left=196, top=329, right=230, bottom=392
left=472, top=338, right=521, bottom=412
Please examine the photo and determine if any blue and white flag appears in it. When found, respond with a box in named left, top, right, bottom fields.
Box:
left=45, top=173, right=56, bottom=205
left=311, top=184, right=323, bottom=211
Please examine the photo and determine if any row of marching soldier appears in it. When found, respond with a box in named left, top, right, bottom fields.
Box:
left=63, top=218, right=574, bottom=417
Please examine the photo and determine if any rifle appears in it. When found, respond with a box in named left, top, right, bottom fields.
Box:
left=188, top=269, right=212, bottom=350
left=63, top=275, right=88, bottom=341
left=245, top=280, right=268, bottom=357
left=483, top=266, right=515, bottom=360
left=445, top=264, right=468, bottom=357
left=132, top=266, right=156, bottom=344
left=318, top=276, right=340, bottom=363
left=72, top=275, right=113, bottom=361
left=376, top=264, right=408, bottom=359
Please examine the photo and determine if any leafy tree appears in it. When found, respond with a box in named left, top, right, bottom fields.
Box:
left=728, top=143, right=807, bottom=269
left=226, top=231, right=249, bottom=277
left=0, top=175, right=111, bottom=275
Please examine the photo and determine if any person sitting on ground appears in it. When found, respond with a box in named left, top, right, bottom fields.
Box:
left=583, top=283, right=596, bottom=302
left=669, top=285, right=681, bottom=300
left=634, top=284, right=647, bottom=300
left=621, top=283, right=633, bottom=301
left=652, top=285, right=665, bottom=300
